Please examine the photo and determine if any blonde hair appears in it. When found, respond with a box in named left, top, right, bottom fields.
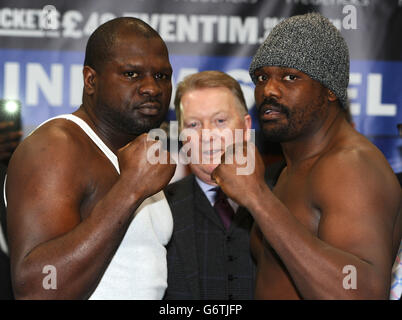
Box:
left=174, top=70, right=248, bottom=129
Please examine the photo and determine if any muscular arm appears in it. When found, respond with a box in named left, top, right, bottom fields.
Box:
left=250, top=153, right=400, bottom=299
left=6, top=125, right=174, bottom=299
left=213, top=145, right=401, bottom=299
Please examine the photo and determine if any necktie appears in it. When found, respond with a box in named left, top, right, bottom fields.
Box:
left=213, top=188, right=235, bottom=230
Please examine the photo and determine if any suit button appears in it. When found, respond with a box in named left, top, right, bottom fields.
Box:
left=228, top=255, right=234, bottom=262
left=228, top=274, right=234, bottom=281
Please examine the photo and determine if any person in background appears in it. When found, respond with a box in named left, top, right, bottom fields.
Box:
left=5, top=17, right=176, bottom=300
left=396, top=124, right=402, bottom=187
left=390, top=123, right=402, bottom=300
left=0, top=121, right=22, bottom=167
left=164, top=71, right=256, bottom=300
left=0, top=121, right=22, bottom=299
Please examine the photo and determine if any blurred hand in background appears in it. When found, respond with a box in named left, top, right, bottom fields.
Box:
left=0, top=121, right=23, bottom=166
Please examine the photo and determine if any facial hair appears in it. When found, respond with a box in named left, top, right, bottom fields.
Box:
left=258, top=97, right=291, bottom=142
left=96, top=97, right=168, bottom=136
left=258, top=94, right=326, bottom=143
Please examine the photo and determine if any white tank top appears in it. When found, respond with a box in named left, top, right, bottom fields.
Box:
left=5, top=114, right=174, bottom=300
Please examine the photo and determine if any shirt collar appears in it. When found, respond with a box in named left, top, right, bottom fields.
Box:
left=194, top=176, right=239, bottom=212
left=194, top=176, right=216, bottom=206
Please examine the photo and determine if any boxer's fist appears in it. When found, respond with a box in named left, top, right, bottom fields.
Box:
left=117, top=133, right=176, bottom=199
left=212, top=142, right=265, bottom=208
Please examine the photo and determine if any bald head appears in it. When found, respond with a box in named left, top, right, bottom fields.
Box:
left=84, top=17, right=162, bottom=73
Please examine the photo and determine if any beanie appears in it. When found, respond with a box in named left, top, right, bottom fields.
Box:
left=249, top=12, right=349, bottom=109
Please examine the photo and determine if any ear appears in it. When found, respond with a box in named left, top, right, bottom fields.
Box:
left=83, top=66, right=97, bottom=95
left=244, top=114, right=252, bottom=130
left=243, top=114, right=252, bottom=141
left=327, top=89, right=337, bottom=103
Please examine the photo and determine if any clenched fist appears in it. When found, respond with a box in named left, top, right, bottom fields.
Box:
left=117, top=133, right=176, bottom=200
left=211, top=142, right=266, bottom=208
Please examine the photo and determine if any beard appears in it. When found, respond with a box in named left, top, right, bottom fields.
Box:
left=95, top=98, right=168, bottom=136
left=258, top=95, right=326, bottom=143
left=258, top=98, right=292, bottom=142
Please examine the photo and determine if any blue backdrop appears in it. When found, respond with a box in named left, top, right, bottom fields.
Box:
left=0, top=0, right=401, bottom=172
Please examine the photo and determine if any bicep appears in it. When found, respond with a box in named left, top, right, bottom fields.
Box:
left=313, top=158, right=398, bottom=275
left=6, top=135, right=84, bottom=264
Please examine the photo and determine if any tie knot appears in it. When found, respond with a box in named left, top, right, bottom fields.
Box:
left=212, top=187, right=227, bottom=202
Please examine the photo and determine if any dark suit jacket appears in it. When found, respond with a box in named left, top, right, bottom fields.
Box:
left=163, top=174, right=256, bottom=300
left=163, top=160, right=286, bottom=300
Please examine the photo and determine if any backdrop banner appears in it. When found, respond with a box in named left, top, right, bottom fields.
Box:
left=0, top=0, right=401, bottom=171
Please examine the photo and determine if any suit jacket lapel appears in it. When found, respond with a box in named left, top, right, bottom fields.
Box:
left=228, top=205, right=253, bottom=234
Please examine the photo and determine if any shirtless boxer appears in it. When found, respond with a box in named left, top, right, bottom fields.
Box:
left=212, top=13, right=402, bottom=299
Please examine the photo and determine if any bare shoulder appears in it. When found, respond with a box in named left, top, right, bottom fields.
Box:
left=9, top=118, right=97, bottom=176
left=6, top=118, right=100, bottom=203
left=309, top=131, right=401, bottom=223
left=5, top=119, right=99, bottom=259
left=15, top=118, right=90, bottom=158
left=312, top=132, right=400, bottom=198
left=304, top=129, right=401, bottom=270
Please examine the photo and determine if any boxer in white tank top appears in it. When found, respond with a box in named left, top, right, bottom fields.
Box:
left=4, top=114, right=173, bottom=299
left=5, top=17, right=176, bottom=299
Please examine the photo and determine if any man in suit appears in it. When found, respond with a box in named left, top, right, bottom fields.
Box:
left=164, top=71, right=256, bottom=300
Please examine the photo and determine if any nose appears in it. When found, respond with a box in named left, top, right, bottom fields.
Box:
left=138, top=75, right=161, bottom=97
left=262, top=77, right=282, bottom=100
left=200, top=123, right=212, bottom=144
left=200, top=124, right=223, bottom=145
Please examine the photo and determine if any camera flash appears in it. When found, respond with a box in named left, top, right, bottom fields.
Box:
left=4, top=100, right=20, bottom=114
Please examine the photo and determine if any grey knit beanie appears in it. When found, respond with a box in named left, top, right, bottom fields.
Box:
left=249, top=12, right=349, bottom=109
